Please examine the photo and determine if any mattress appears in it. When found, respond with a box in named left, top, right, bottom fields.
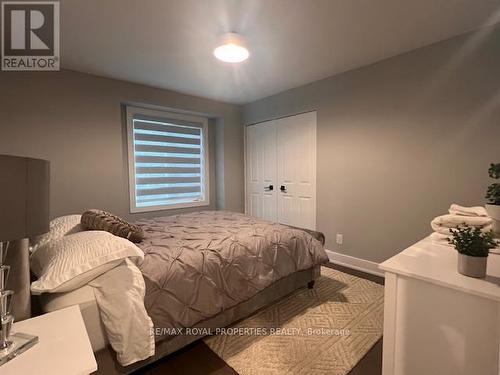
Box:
left=39, top=285, right=108, bottom=352
left=135, top=211, right=328, bottom=338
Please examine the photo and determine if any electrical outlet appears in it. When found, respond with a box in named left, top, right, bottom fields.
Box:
left=336, top=234, right=343, bottom=245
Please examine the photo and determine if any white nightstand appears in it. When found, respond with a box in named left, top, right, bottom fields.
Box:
left=2, top=305, right=97, bottom=375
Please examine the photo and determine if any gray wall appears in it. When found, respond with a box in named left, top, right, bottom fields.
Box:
left=0, top=70, right=244, bottom=220
left=243, top=26, right=500, bottom=263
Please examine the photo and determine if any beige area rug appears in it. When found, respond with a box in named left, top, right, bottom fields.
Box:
left=204, top=266, right=384, bottom=375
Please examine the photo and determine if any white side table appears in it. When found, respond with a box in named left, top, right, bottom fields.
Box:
left=2, top=305, right=97, bottom=375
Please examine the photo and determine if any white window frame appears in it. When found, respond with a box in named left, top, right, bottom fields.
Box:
left=126, top=106, right=210, bottom=213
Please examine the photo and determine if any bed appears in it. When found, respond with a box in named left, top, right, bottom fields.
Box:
left=34, top=211, right=328, bottom=374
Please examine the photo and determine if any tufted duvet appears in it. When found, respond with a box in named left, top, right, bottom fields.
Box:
left=135, top=211, right=328, bottom=339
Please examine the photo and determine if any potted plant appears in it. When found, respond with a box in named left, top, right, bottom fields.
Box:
left=448, top=226, right=497, bottom=278
left=486, top=163, right=500, bottom=236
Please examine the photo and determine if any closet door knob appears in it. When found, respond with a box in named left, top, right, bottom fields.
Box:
left=280, top=185, right=287, bottom=192
left=265, top=185, right=274, bottom=191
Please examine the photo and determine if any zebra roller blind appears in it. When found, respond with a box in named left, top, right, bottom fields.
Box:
left=126, top=106, right=209, bottom=212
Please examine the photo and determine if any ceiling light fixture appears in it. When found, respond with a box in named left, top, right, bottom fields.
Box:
left=213, top=33, right=249, bottom=63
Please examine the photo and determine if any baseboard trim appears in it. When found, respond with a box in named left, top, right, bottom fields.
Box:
left=325, top=249, right=385, bottom=278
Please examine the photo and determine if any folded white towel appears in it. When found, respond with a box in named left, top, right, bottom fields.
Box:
left=431, top=214, right=492, bottom=231
left=448, top=204, right=488, bottom=217
left=432, top=223, right=494, bottom=235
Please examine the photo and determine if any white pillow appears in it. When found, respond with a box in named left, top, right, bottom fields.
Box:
left=30, top=214, right=83, bottom=253
left=30, top=231, right=144, bottom=294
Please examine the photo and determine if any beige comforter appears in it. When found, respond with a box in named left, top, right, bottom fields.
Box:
left=136, top=211, right=328, bottom=337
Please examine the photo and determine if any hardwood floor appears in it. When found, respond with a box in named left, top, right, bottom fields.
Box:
left=325, top=262, right=384, bottom=285
left=348, top=339, right=383, bottom=375
left=135, top=341, right=237, bottom=375
left=134, top=263, right=384, bottom=375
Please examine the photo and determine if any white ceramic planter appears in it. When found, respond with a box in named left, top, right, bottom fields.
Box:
left=457, top=253, right=487, bottom=278
left=485, top=204, right=500, bottom=236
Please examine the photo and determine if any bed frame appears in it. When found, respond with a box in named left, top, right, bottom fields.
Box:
left=93, top=265, right=321, bottom=374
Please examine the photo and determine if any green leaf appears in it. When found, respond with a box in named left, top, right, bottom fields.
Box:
left=449, top=225, right=497, bottom=257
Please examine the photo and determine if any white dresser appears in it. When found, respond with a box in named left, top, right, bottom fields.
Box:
left=380, top=237, right=500, bottom=375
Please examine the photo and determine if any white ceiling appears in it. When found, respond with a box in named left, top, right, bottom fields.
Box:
left=61, top=0, right=500, bottom=104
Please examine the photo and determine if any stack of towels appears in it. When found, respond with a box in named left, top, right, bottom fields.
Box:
left=430, top=204, right=494, bottom=247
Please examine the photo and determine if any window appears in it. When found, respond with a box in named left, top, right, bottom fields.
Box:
left=126, top=106, right=209, bottom=212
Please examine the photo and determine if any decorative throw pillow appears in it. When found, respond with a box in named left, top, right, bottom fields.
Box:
left=30, top=214, right=83, bottom=253
left=81, top=209, right=144, bottom=243
left=30, top=230, right=144, bottom=293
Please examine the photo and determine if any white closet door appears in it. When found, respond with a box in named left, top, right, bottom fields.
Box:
left=276, top=112, right=316, bottom=230
left=245, top=120, right=277, bottom=222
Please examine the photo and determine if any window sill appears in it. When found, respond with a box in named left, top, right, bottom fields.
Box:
left=129, top=199, right=210, bottom=213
